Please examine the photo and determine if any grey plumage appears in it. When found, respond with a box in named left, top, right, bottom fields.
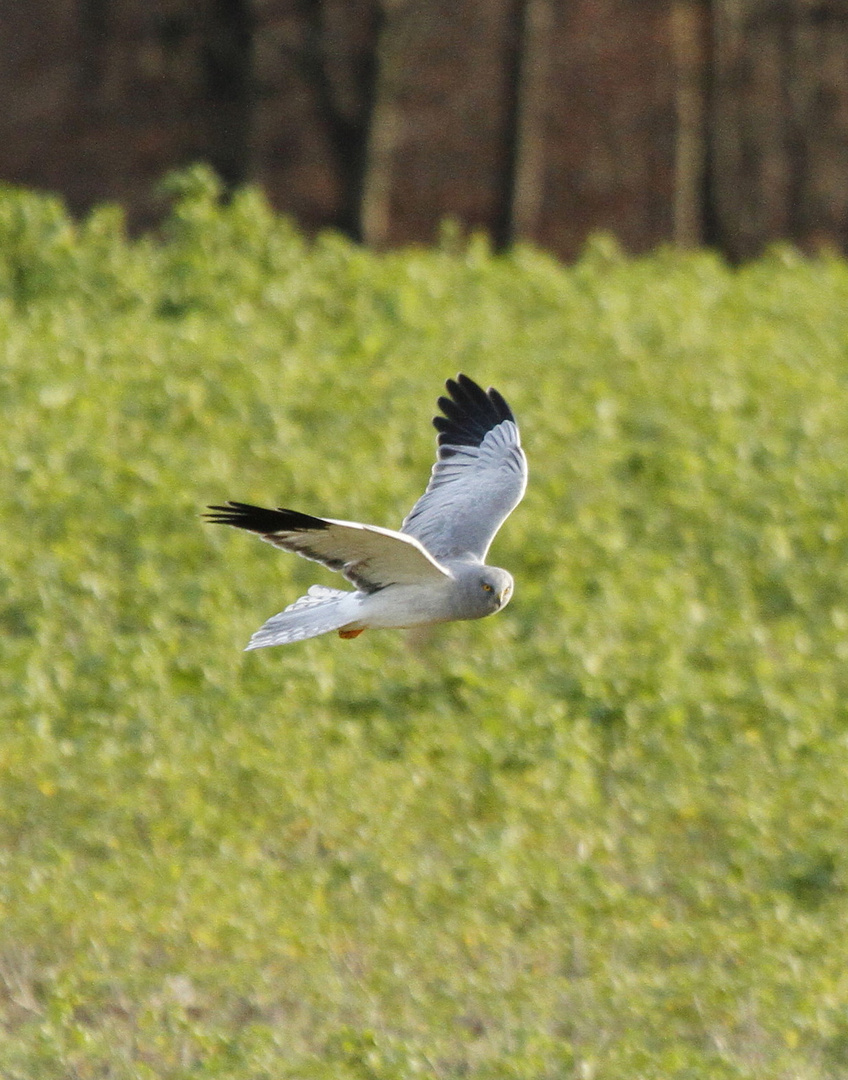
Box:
left=205, top=374, right=527, bottom=648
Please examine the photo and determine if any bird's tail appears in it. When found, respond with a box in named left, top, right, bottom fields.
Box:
left=245, top=585, right=358, bottom=649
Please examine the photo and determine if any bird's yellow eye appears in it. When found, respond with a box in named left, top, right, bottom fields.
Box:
left=482, top=582, right=494, bottom=592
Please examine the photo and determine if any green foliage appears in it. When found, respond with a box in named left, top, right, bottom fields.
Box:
left=3, top=165, right=848, bottom=1076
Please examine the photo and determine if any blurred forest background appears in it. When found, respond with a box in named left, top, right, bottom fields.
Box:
left=6, top=0, right=848, bottom=262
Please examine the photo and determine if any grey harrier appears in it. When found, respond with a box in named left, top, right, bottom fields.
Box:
left=205, top=375, right=527, bottom=648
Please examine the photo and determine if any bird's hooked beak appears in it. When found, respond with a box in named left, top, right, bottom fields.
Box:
left=498, top=586, right=512, bottom=607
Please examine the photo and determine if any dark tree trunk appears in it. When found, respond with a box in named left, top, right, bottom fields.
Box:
left=203, top=0, right=254, bottom=191
left=360, top=0, right=523, bottom=248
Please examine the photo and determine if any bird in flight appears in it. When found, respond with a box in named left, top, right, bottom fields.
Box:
left=204, top=374, right=527, bottom=648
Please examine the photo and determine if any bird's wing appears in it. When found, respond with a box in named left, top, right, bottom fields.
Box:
left=401, top=374, right=527, bottom=561
left=204, top=502, right=451, bottom=592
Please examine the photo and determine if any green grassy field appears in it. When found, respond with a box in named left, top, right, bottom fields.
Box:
left=3, top=166, right=848, bottom=1078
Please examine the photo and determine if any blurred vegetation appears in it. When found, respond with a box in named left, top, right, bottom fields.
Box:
left=3, top=165, right=848, bottom=1077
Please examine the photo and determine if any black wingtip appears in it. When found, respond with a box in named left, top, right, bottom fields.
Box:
left=203, top=501, right=329, bottom=534
left=433, top=373, right=516, bottom=449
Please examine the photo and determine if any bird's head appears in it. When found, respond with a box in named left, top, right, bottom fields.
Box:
left=464, top=565, right=514, bottom=618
